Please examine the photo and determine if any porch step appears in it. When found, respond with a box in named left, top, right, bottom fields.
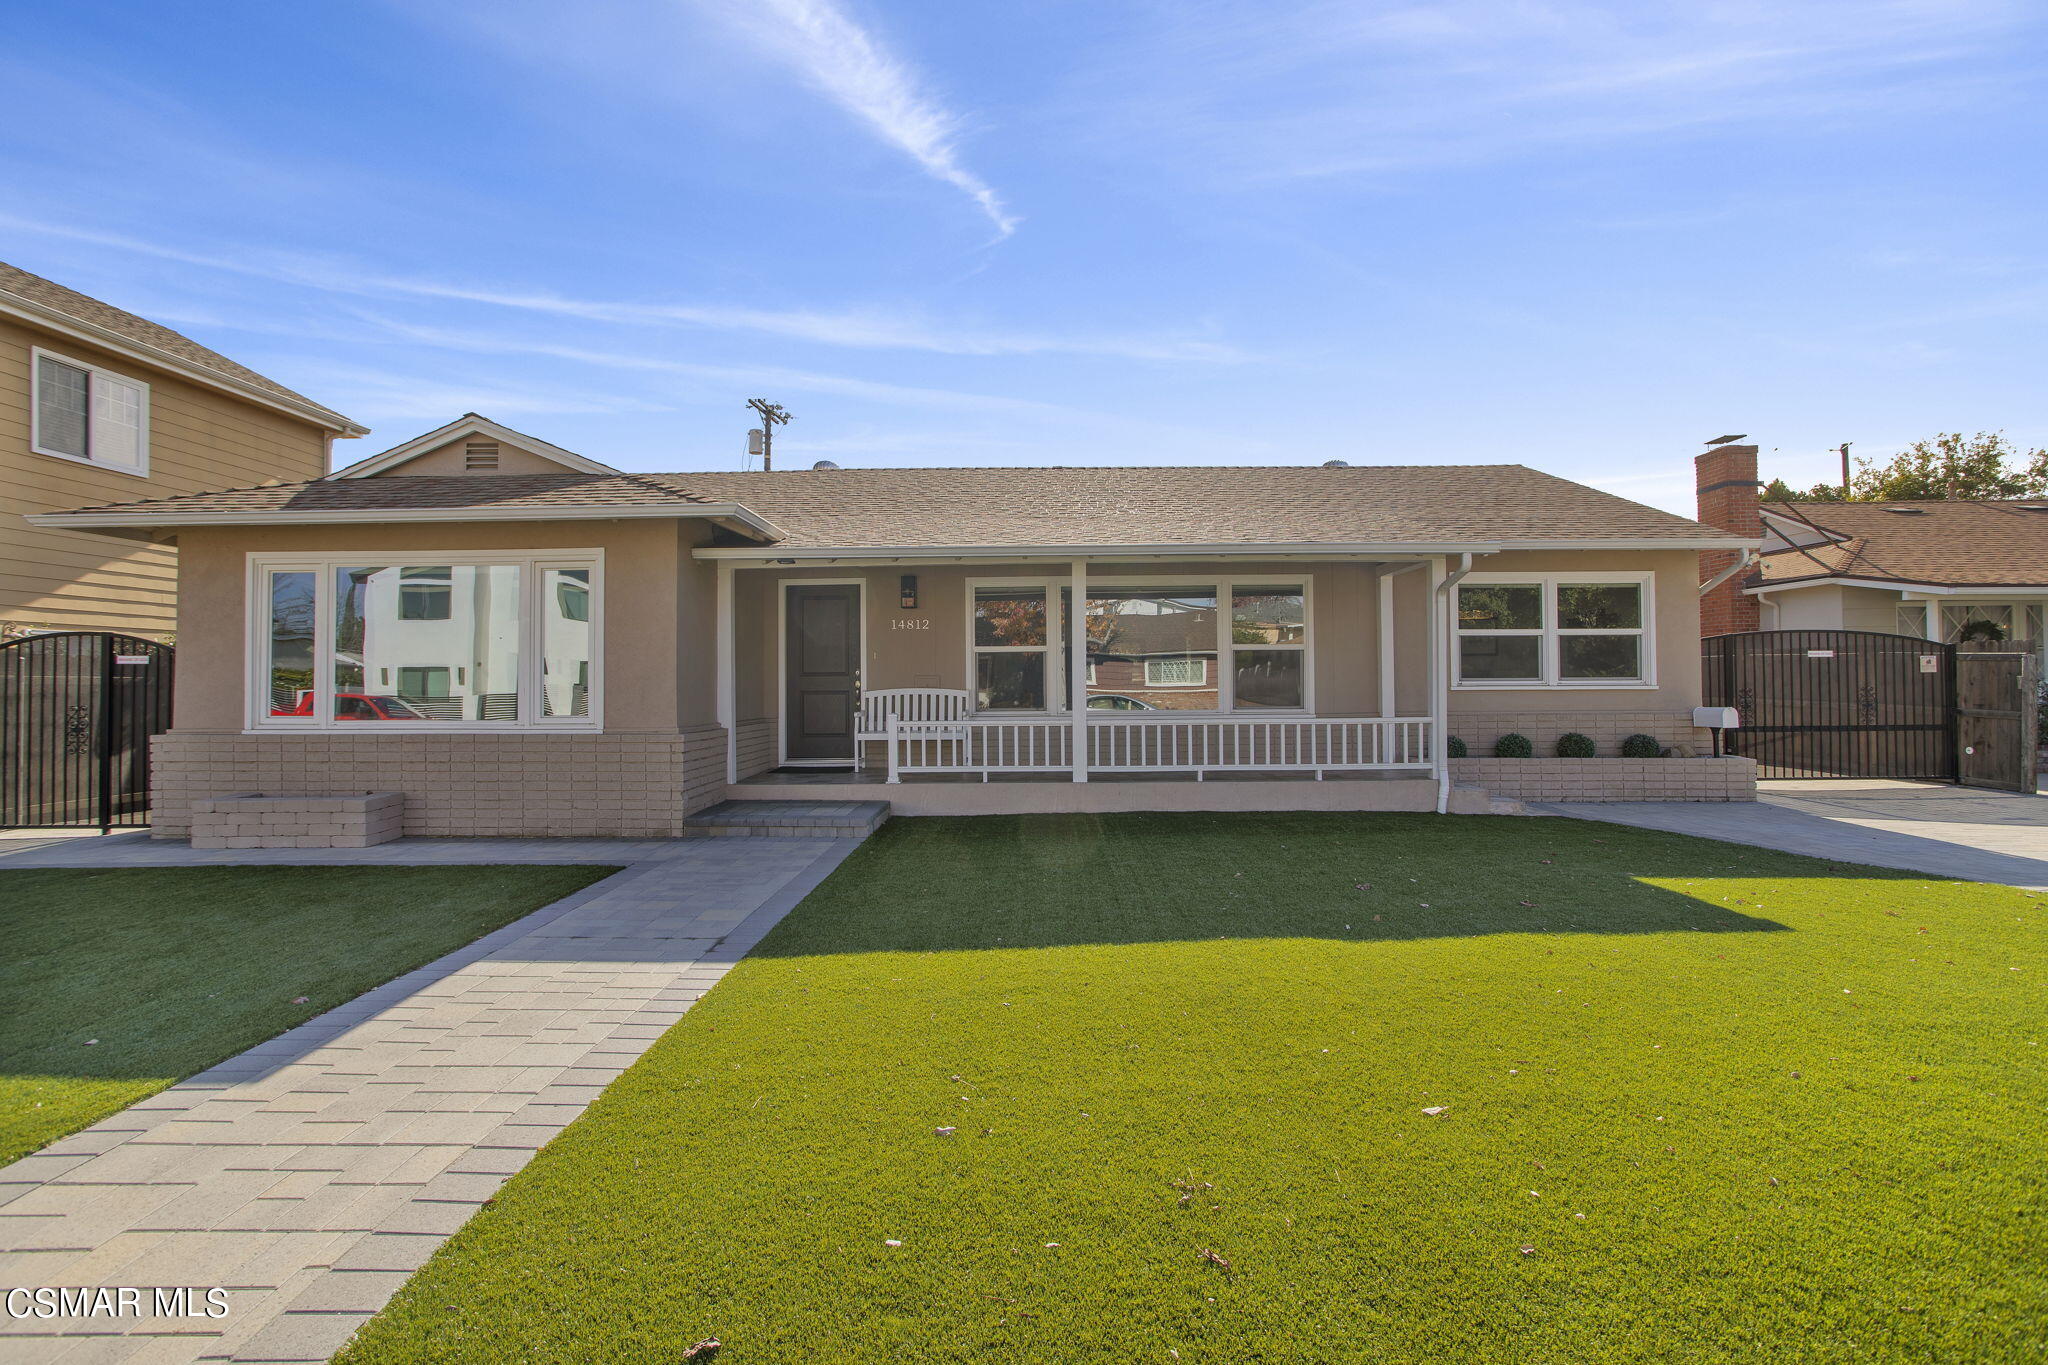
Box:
left=683, top=799, right=890, bottom=838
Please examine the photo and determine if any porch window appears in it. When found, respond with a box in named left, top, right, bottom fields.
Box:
left=1229, top=585, right=1306, bottom=709
left=1086, top=587, right=1221, bottom=710
left=1455, top=575, right=1652, bottom=688
left=250, top=552, right=601, bottom=729
left=1939, top=603, right=2041, bottom=647
left=973, top=587, right=1050, bottom=710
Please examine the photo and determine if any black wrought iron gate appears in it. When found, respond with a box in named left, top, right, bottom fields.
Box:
left=1702, top=630, right=1955, bottom=780
left=0, top=632, right=174, bottom=830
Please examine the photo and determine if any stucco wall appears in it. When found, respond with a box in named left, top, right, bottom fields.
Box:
left=1, top=316, right=335, bottom=636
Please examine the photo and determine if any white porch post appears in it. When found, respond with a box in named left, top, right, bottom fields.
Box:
left=1379, top=567, right=1397, bottom=718
left=1428, top=556, right=1448, bottom=812
left=716, top=561, right=736, bottom=783
left=1070, top=558, right=1088, bottom=782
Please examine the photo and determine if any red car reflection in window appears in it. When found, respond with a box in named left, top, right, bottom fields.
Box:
left=271, top=693, right=426, bottom=720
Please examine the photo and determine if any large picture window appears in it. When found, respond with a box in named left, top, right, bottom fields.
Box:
left=1455, top=574, right=1652, bottom=688
left=967, top=577, right=1310, bottom=713
left=251, top=552, right=601, bottom=729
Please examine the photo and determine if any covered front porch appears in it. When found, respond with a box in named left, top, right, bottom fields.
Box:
left=709, top=550, right=1478, bottom=813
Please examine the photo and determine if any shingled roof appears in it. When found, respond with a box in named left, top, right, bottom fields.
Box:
left=31, top=462, right=1743, bottom=553
left=1760, top=500, right=2048, bottom=589
left=0, top=260, right=362, bottom=433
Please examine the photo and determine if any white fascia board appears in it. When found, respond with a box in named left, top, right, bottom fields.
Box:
left=26, top=502, right=783, bottom=540
left=694, top=540, right=1508, bottom=564
left=1748, top=577, right=2048, bottom=598
left=329, top=415, right=619, bottom=479
left=0, top=293, right=366, bottom=436
left=695, top=535, right=1749, bottom=563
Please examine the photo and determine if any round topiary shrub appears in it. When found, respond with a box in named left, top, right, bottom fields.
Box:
left=1555, top=732, right=1596, bottom=758
left=1493, top=733, right=1533, bottom=758
left=1447, top=735, right=1467, bottom=758
left=1619, top=732, right=1662, bottom=758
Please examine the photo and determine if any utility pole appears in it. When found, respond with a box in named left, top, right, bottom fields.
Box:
left=1838, top=442, right=1853, bottom=498
left=746, top=399, right=791, bottom=471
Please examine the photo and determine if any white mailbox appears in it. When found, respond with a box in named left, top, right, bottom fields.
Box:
left=1693, top=706, right=1740, bottom=730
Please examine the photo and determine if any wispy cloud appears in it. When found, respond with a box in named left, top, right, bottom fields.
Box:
left=700, top=0, right=1016, bottom=236
left=0, top=213, right=1240, bottom=361
left=1071, top=1, right=2028, bottom=182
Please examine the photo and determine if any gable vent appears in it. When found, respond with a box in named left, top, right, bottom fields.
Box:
left=463, top=441, right=501, bottom=471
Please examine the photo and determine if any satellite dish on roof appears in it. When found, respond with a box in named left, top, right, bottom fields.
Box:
left=811, top=459, right=840, bottom=470
left=1322, top=459, right=1350, bottom=468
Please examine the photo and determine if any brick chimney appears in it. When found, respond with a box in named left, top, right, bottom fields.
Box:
left=1696, top=443, right=1761, bottom=636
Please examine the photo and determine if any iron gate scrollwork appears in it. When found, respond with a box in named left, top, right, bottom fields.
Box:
left=0, top=632, right=175, bottom=830
left=1702, top=630, right=1955, bottom=781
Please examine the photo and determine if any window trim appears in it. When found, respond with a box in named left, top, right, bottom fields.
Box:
left=963, top=574, right=1313, bottom=715
left=1453, top=571, right=1656, bottom=690
left=244, top=549, right=604, bottom=732
left=30, top=347, right=151, bottom=477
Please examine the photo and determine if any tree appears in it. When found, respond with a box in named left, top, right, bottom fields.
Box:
left=1764, top=431, right=2048, bottom=502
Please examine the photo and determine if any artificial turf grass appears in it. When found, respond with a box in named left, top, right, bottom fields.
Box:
left=0, top=864, right=617, bottom=1165
left=337, top=814, right=2047, bottom=1364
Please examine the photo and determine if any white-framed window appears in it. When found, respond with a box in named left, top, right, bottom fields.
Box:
left=964, top=575, right=1311, bottom=713
left=1455, top=573, right=1653, bottom=688
left=31, top=348, right=149, bottom=475
left=1144, top=655, right=1206, bottom=687
left=248, top=550, right=602, bottom=730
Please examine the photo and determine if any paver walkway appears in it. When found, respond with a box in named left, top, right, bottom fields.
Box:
left=0, top=835, right=862, bottom=1363
left=1536, top=779, right=2048, bottom=889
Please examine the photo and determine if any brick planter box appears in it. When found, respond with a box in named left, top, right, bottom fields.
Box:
left=189, top=793, right=405, bottom=849
left=1452, top=757, right=1756, bottom=803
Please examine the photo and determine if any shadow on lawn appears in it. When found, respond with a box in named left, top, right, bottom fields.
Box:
left=742, top=811, right=1947, bottom=958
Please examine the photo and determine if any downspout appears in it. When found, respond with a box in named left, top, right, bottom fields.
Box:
left=1431, top=553, right=1475, bottom=814
left=1697, top=547, right=1758, bottom=598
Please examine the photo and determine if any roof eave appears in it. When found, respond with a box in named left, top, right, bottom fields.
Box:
left=1749, top=575, right=2048, bottom=597
left=695, top=535, right=1753, bottom=562
left=24, top=502, right=783, bottom=542
left=0, top=292, right=367, bottom=436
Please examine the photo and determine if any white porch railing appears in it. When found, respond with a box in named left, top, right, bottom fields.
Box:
left=886, top=714, right=1433, bottom=782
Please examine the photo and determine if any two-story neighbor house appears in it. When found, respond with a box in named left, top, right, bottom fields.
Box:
left=1, top=261, right=363, bottom=637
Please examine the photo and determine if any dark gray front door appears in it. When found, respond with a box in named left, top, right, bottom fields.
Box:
left=785, top=585, right=860, bottom=762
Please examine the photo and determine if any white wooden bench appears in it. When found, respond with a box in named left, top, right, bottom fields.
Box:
left=856, top=688, right=971, bottom=770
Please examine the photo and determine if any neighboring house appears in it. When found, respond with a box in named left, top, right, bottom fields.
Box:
left=0, top=261, right=363, bottom=637
left=1694, top=443, right=2048, bottom=665
left=30, top=415, right=1755, bottom=835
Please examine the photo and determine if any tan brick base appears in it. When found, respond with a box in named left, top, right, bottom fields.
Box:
left=150, top=727, right=726, bottom=839
left=190, top=793, right=404, bottom=848
left=1453, top=756, right=1757, bottom=802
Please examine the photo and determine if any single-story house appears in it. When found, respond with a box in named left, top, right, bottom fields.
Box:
left=1694, top=443, right=2048, bottom=668
left=29, top=415, right=1759, bottom=836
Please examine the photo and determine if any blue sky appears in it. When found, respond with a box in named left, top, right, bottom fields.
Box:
left=3, top=0, right=2043, bottom=513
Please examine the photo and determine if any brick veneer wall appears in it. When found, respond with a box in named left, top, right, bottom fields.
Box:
left=1453, top=756, right=1756, bottom=802
left=734, top=719, right=776, bottom=780
left=1696, top=444, right=1761, bottom=636
left=190, top=793, right=403, bottom=849
left=150, top=728, right=726, bottom=839
left=1446, top=710, right=1705, bottom=756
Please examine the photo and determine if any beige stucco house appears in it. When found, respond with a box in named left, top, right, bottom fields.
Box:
left=31, top=416, right=1758, bottom=835
left=1, top=261, right=364, bottom=637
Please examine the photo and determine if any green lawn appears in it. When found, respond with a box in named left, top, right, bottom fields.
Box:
left=0, top=864, right=616, bottom=1165
left=339, top=814, right=2046, bottom=1364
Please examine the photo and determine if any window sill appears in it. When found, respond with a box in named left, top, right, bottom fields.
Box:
left=242, top=725, right=604, bottom=736
left=32, top=444, right=150, bottom=478
left=1452, top=681, right=1657, bottom=692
